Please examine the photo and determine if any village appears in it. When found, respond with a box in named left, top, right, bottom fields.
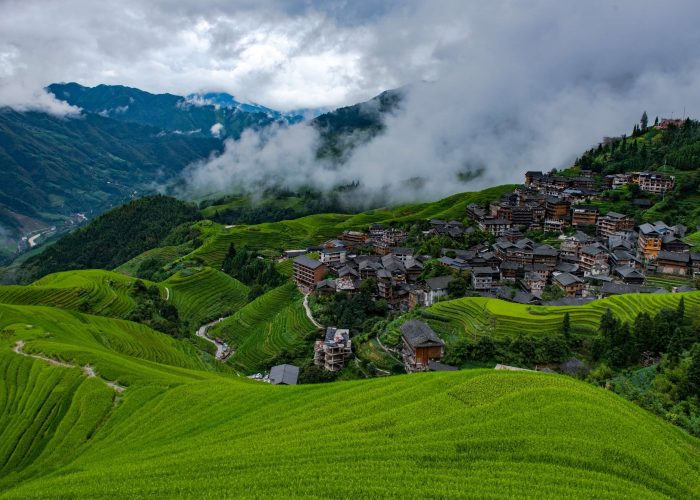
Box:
left=280, top=163, right=699, bottom=379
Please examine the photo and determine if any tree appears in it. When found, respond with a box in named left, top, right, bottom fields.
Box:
left=641, top=111, right=648, bottom=130
left=562, top=312, right=571, bottom=339
left=448, top=275, right=468, bottom=298
left=678, top=297, right=686, bottom=320
left=680, top=349, right=700, bottom=398
left=654, top=116, right=659, bottom=126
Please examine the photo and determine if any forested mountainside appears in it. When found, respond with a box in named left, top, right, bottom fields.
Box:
left=47, top=82, right=290, bottom=138
left=0, top=109, right=222, bottom=263
left=17, top=196, right=201, bottom=283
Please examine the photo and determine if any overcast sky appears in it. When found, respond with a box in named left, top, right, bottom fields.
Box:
left=2, top=0, right=700, bottom=201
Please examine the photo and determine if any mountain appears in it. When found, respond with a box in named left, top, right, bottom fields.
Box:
left=48, top=82, right=295, bottom=137
left=0, top=108, right=222, bottom=264
left=312, top=88, right=404, bottom=160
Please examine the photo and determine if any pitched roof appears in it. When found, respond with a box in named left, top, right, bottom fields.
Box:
left=269, top=364, right=299, bottom=385
left=425, top=275, right=453, bottom=290
left=401, top=320, right=444, bottom=348
left=553, top=272, right=582, bottom=286
left=294, top=255, right=324, bottom=269
left=657, top=251, right=690, bottom=263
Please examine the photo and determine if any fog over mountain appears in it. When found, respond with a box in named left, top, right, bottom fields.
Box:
left=3, top=1, right=700, bottom=203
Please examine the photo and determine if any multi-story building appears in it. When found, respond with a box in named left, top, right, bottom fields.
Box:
left=637, top=223, right=663, bottom=261
left=655, top=251, right=690, bottom=276
left=571, top=206, right=599, bottom=227
left=631, top=172, right=675, bottom=194
left=294, top=256, right=327, bottom=293
left=579, top=245, right=610, bottom=276
left=597, top=211, right=634, bottom=238
left=545, top=197, right=571, bottom=221
left=471, top=266, right=501, bottom=290
left=401, top=320, right=445, bottom=372
left=553, top=272, right=584, bottom=297
left=314, top=328, right=352, bottom=371
left=479, top=219, right=512, bottom=237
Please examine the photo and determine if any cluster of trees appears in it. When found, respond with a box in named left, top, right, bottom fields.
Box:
left=592, top=300, right=698, bottom=368
left=128, top=280, right=185, bottom=338
left=587, top=300, right=700, bottom=436
left=314, top=279, right=388, bottom=333
left=443, top=332, right=571, bottom=367
left=221, top=244, right=286, bottom=300
left=19, top=196, right=201, bottom=283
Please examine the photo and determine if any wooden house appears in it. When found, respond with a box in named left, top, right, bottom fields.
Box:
left=401, top=320, right=445, bottom=372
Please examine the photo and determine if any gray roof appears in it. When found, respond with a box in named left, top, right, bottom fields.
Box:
left=401, top=320, right=444, bottom=348
left=391, top=247, right=415, bottom=255
left=428, top=360, right=458, bottom=371
left=581, top=245, right=606, bottom=256
left=425, top=275, right=454, bottom=291
left=639, top=223, right=658, bottom=235
left=269, top=364, right=299, bottom=385
left=294, top=255, right=324, bottom=269
left=657, top=251, right=690, bottom=263
left=554, top=272, right=582, bottom=286
left=533, top=245, right=559, bottom=257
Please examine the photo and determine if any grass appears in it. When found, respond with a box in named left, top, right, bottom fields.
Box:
left=420, top=291, right=700, bottom=341
left=163, top=267, right=250, bottom=326
left=184, top=186, right=517, bottom=268
left=1, top=309, right=699, bottom=499
left=0, top=270, right=149, bottom=318
left=209, top=283, right=318, bottom=373
left=685, top=230, right=700, bottom=251
left=114, top=245, right=190, bottom=276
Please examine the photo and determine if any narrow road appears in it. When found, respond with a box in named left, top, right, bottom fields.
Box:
left=303, top=294, right=323, bottom=329
left=196, top=318, right=232, bottom=361
left=13, top=341, right=125, bottom=392
left=164, top=287, right=170, bottom=302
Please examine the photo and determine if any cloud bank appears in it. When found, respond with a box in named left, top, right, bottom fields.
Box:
left=3, top=1, right=700, bottom=201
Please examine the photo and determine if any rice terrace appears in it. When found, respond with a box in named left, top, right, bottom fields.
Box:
left=3, top=1, right=700, bottom=498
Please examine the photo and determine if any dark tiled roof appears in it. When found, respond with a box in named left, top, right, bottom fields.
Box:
left=401, top=320, right=444, bottom=348
left=294, top=255, right=324, bottom=269
left=269, top=364, right=299, bottom=385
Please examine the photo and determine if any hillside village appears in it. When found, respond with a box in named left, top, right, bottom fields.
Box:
left=289, top=159, right=698, bottom=373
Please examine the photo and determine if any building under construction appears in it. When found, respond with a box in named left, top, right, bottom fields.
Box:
left=314, top=327, right=352, bottom=371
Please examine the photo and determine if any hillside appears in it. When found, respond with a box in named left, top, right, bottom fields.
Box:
left=17, top=196, right=200, bottom=283
left=0, top=109, right=221, bottom=263
left=47, top=82, right=289, bottom=138
left=0, top=306, right=699, bottom=497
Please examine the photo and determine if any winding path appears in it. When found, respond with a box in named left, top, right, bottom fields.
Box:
left=303, top=294, right=323, bottom=329
left=164, top=287, right=170, bottom=302
left=195, top=318, right=232, bottom=361
left=12, top=341, right=125, bottom=392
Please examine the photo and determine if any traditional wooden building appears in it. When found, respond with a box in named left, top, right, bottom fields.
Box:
left=401, top=320, right=445, bottom=372
left=571, top=206, right=599, bottom=227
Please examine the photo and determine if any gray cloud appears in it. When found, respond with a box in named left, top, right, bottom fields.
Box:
left=2, top=0, right=700, bottom=201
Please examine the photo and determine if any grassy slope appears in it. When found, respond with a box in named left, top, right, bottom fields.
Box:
left=1, top=307, right=699, bottom=498
left=421, top=291, right=700, bottom=341
left=163, top=267, right=249, bottom=326
left=186, top=185, right=516, bottom=268
left=0, top=269, right=151, bottom=318
left=209, top=283, right=317, bottom=373
left=114, top=245, right=190, bottom=276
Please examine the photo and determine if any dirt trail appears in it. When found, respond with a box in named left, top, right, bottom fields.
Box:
left=12, top=341, right=125, bottom=392
left=196, top=318, right=232, bottom=361
left=303, top=294, right=323, bottom=329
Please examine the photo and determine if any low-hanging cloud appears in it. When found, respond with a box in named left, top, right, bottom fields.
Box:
left=179, top=1, right=700, bottom=205
left=3, top=1, right=700, bottom=198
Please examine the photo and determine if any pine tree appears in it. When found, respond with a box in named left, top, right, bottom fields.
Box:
left=641, top=111, right=648, bottom=130
left=681, top=349, right=700, bottom=398
left=562, top=312, right=571, bottom=339
left=654, top=116, right=659, bottom=126
left=677, top=297, right=685, bottom=320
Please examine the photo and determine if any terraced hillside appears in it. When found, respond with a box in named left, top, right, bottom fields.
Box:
left=185, top=185, right=516, bottom=268
left=209, top=283, right=318, bottom=372
left=421, top=291, right=700, bottom=341
left=1, top=305, right=699, bottom=498
left=163, top=267, right=249, bottom=326
left=0, top=270, right=150, bottom=318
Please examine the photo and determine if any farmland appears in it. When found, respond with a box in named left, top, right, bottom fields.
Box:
left=420, top=291, right=700, bottom=341
left=164, top=267, right=249, bottom=326
left=1, top=304, right=699, bottom=498
left=209, top=283, right=318, bottom=372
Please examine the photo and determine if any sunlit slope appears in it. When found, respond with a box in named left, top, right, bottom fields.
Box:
left=0, top=270, right=151, bottom=318
left=209, top=283, right=317, bottom=372
left=186, top=185, right=516, bottom=267
left=425, top=291, right=700, bottom=339
left=2, top=363, right=699, bottom=498
left=0, top=303, right=225, bottom=490
left=164, top=267, right=249, bottom=326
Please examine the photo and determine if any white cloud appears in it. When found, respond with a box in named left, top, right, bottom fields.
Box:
left=210, top=123, right=224, bottom=137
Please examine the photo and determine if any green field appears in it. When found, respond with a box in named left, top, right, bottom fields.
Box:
left=0, top=270, right=150, bottom=318
left=184, top=185, right=516, bottom=268
left=209, top=283, right=318, bottom=372
left=420, top=291, right=700, bottom=341
left=685, top=230, right=700, bottom=251
left=1, top=304, right=699, bottom=497
left=164, top=267, right=249, bottom=326
left=114, top=245, right=191, bottom=276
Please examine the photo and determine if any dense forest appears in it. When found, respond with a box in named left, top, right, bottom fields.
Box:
left=18, top=196, right=200, bottom=282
